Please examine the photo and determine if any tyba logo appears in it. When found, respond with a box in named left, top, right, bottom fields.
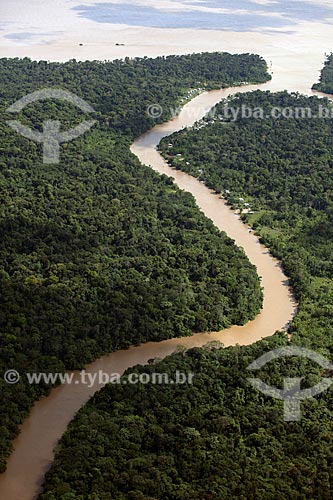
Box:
left=6, top=88, right=96, bottom=164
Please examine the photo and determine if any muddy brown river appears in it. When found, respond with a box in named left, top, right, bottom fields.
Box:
left=2, top=67, right=331, bottom=499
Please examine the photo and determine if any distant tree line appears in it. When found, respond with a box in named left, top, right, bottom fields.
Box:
left=312, top=53, right=333, bottom=94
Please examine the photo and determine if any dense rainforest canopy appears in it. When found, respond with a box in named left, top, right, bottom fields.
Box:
left=39, top=336, right=333, bottom=500
left=0, top=53, right=269, bottom=470
left=40, top=63, right=333, bottom=499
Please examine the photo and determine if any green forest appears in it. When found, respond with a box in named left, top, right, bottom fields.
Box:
left=39, top=336, right=333, bottom=500
left=312, top=53, right=333, bottom=94
left=39, top=62, right=333, bottom=499
left=159, top=90, right=333, bottom=350
left=0, top=53, right=269, bottom=471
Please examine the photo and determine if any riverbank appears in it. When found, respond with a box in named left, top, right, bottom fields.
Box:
left=0, top=79, right=297, bottom=500
left=0, top=19, right=331, bottom=93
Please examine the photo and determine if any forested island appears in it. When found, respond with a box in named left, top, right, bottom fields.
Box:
left=0, top=53, right=269, bottom=471
left=312, top=53, right=333, bottom=94
left=39, top=63, right=333, bottom=499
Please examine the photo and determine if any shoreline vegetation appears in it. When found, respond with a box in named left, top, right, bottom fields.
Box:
left=159, top=89, right=333, bottom=309
left=38, top=58, right=333, bottom=500
left=0, top=53, right=270, bottom=472
left=312, top=53, right=333, bottom=95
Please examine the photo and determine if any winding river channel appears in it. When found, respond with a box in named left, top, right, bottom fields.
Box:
left=3, top=68, right=329, bottom=499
